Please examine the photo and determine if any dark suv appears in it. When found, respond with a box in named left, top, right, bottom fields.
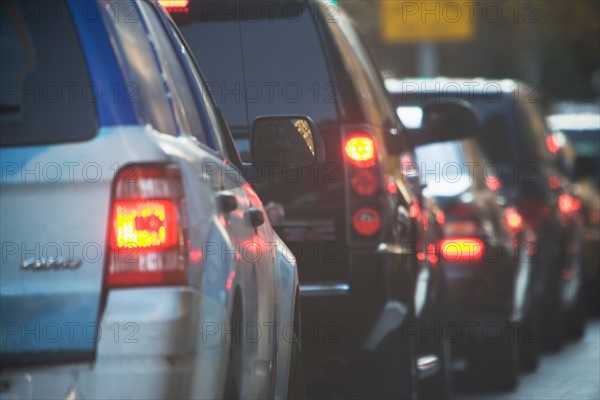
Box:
left=387, top=78, right=586, bottom=353
left=169, top=1, right=474, bottom=397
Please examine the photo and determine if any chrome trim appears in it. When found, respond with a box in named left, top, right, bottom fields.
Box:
left=417, top=354, right=440, bottom=379
left=377, top=243, right=411, bottom=255
left=299, top=283, right=350, bottom=297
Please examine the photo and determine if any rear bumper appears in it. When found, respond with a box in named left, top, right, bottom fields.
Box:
left=441, top=251, right=518, bottom=326
left=298, top=249, right=412, bottom=383
left=0, top=287, right=226, bottom=400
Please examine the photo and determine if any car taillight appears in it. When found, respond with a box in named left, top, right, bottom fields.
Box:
left=505, top=207, right=523, bottom=231
left=344, top=134, right=375, bottom=168
left=546, top=135, right=559, bottom=153
left=439, top=238, right=484, bottom=262
left=549, top=176, right=561, bottom=190
left=485, top=175, right=501, bottom=191
left=159, top=0, right=189, bottom=12
left=558, top=194, right=580, bottom=214
left=351, top=170, right=378, bottom=196
left=107, top=164, right=186, bottom=288
left=352, top=208, right=381, bottom=236
left=435, top=210, right=445, bottom=225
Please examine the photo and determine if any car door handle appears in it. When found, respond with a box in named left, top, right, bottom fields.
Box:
left=218, top=193, right=237, bottom=213
left=246, top=208, right=265, bottom=228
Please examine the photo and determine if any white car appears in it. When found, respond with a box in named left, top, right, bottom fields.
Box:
left=0, top=0, right=317, bottom=398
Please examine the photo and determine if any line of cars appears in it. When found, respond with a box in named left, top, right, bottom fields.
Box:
left=0, top=1, right=596, bottom=400
left=168, top=0, right=593, bottom=398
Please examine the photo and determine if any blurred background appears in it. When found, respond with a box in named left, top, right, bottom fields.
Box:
left=338, top=0, right=600, bottom=107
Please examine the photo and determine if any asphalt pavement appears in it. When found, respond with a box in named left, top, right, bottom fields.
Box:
left=458, top=318, right=600, bottom=400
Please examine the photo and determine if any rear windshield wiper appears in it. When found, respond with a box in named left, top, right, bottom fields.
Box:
left=0, top=104, right=21, bottom=114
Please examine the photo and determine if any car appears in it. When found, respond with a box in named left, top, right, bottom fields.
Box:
left=168, top=1, right=477, bottom=398
left=547, top=112, right=600, bottom=314
left=386, top=78, right=586, bottom=353
left=0, top=1, right=310, bottom=398
left=393, top=101, right=542, bottom=389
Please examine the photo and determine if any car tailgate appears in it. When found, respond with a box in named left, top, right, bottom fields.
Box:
left=1, top=146, right=112, bottom=366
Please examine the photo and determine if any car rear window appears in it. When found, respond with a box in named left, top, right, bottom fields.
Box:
left=174, top=1, right=338, bottom=156
left=0, top=0, right=97, bottom=147
left=562, top=129, right=600, bottom=158
left=415, top=141, right=472, bottom=197
left=393, top=92, right=514, bottom=164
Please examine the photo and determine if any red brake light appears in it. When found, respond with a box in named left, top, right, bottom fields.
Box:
left=439, top=238, right=484, bottom=262
left=159, top=0, right=189, bottom=12
left=352, top=208, right=381, bottom=236
left=107, top=164, right=186, bottom=288
left=505, top=207, right=523, bottom=231
left=427, top=243, right=439, bottom=264
left=409, top=202, right=420, bottom=219
left=435, top=210, right=445, bottom=225
left=558, top=194, right=572, bottom=214
left=558, top=194, right=579, bottom=214
left=485, top=175, right=501, bottom=191
left=351, top=170, right=378, bottom=196
left=345, top=134, right=375, bottom=168
left=546, top=135, right=559, bottom=153
left=112, top=200, right=178, bottom=251
left=549, top=176, right=561, bottom=190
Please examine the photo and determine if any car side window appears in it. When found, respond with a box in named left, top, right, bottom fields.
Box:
left=104, top=0, right=177, bottom=136
left=137, top=1, right=208, bottom=145
left=161, top=14, right=243, bottom=166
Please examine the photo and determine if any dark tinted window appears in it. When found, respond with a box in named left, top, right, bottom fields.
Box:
left=562, top=129, right=600, bottom=158
left=138, top=2, right=207, bottom=144
left=107, top=0, right=177, bottom=136
left=175, top=2, right=338, bottom=157
left=393, top=92, right=514, bottom=164
left=0, top=0, right=97, bottom=146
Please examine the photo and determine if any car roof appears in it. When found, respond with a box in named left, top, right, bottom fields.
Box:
left=384, top=77, right=520, bottom=94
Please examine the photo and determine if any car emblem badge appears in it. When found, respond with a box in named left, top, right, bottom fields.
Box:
left=20, top=257, right=82, bottom=270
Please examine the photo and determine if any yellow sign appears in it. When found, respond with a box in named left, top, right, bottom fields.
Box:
left=381, top=0, right=475, bottom=43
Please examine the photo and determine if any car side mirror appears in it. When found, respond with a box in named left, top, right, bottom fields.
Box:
left=250, top=115, right=325, bottom=173
left=408, top=101, right=480, bottom=146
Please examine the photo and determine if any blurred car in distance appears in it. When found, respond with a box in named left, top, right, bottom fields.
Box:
left=391, top=96, right=541, bottom=390
left=547, top=112, right=600, bottom=314
left=386, top=78, right=587, bottom=354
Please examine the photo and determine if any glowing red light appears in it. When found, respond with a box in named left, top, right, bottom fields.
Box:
left=546, top=135, right=559, bottom=153
left=352, top=208, right=381, bottom=236
left=439, top=237, right=485, bottom=262
left=505, top=208, right=523, bottom=231
left=436, top=210, right=445, bottom=225
left=159, top=0, right=189, bottom=12
left=485, top=175, right=501, bottom=191
left=409, top=202, right=420, bottom=219
left=386, top=175, right=398, bottom=194
left=558, top=194, right=574, bottom=214
left=345, top=134, right=376, bottom=168
left=549, top=176, right=561, bottom=189
left=189, top=248, right=203, bottom=263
